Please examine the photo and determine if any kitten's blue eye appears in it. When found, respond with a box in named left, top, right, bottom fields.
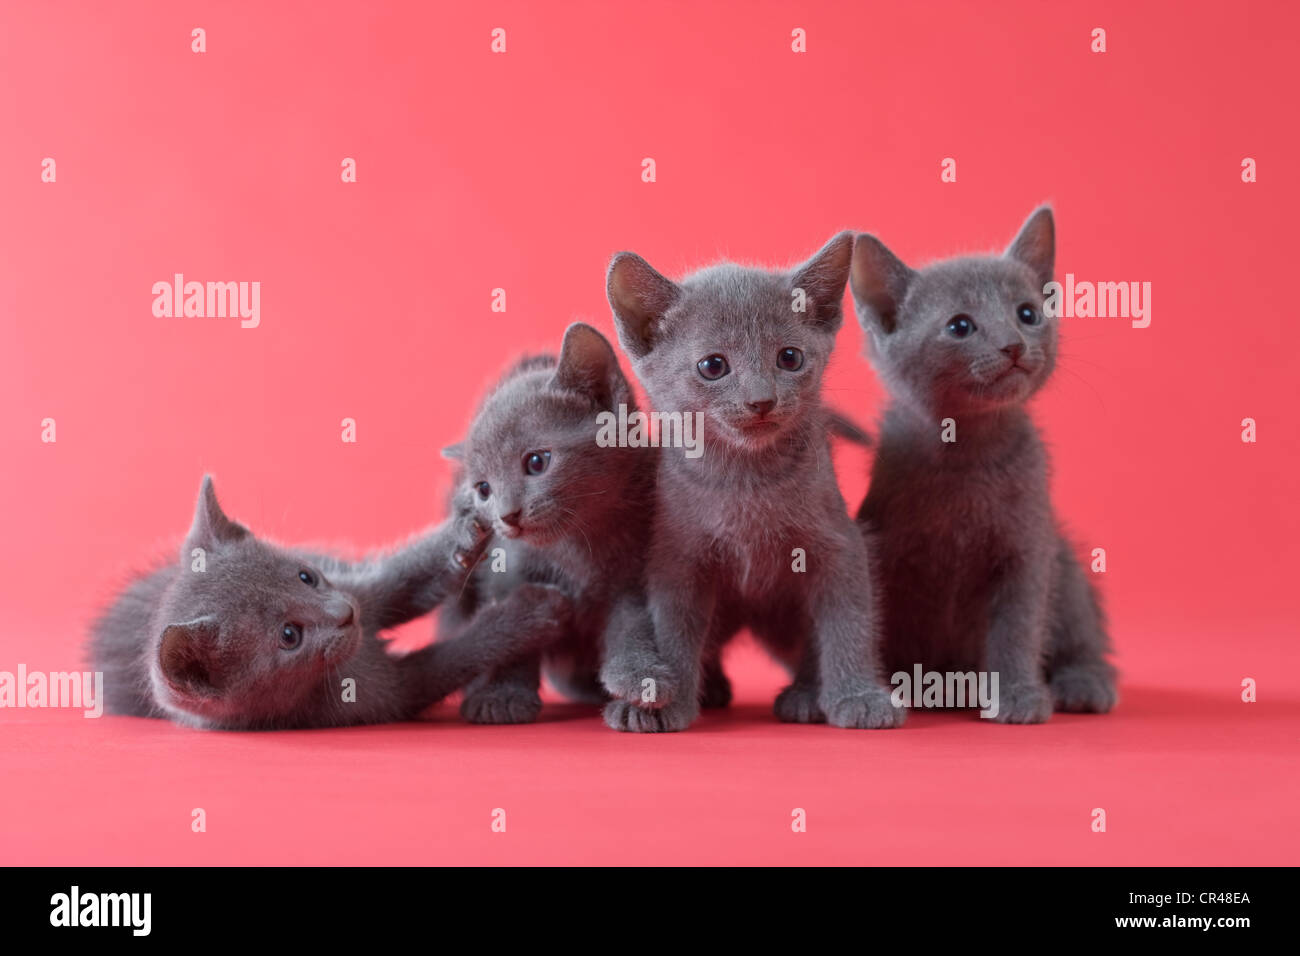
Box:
left=1016, top=304, right=1041, bottom=326
left=280, top=623, right=303, bottom=650
left=298, top=569, right=317, bottom=587
left=475, top=481, right=491, bottom=500
left=523, top=450, right=551, bottom=476
left=946, top=315, right=975, bottom=338
left=777, top=347, right=804, bottom=371
left=697, top=354, right=730, bottom=380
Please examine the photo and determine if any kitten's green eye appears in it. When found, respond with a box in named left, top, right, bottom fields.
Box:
left=298, top=569, right=317, bottom=587
left=1016, top=304, right=1041, bottom=326
left=475, top=481, right=491, bottom=500
left=697, top=354, right=730, bottom=380
left=280, top=623, right=303, bottom=650
left=777, top=347, right=804, bottom=371
left=523, top=450, right=551, bottom=476
left=946, top=315, right=976, bottom=338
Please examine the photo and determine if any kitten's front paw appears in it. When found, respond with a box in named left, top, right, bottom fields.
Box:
left=1049, top=666, right=1118, bottom=713
left=774, top=683, right=824, bottom=723
left=451, top=513, right=492, bottom=570
left=822, top=688, right=905, bottom=729
left=603, top=698, right=696, bottom=733
left=993, top=682, right=1053, bottom=724
left=461, top=685, right=543, bottom=725
left=600, top=656, right=676, bottom=707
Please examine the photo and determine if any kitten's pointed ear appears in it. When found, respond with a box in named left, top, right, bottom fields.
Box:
left=606, top=252, right=680, bottom=359
left=552, top=322, right=625, bottom=409
left=789, top=231, right=854, bottom=331
left=850, top=234, right=916, bottom=336
left=441, top=443, right=464, bottom=461
left=183, top=475, right=249, bottom=559
left=1004, top=205, right=1055, bottom=289
left=158, top=617, right=224, bottom=693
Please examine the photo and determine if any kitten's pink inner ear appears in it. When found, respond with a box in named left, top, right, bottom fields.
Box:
left=159, top=619, right=222, bottom=692
left=554, top=322, right=620, bottom=406
left=850, top=235, right=912, bottom=335
left=606, top=253, right=679, bottom=358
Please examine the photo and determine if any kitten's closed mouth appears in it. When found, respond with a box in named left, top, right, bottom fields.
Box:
left=995, top=364, right=1031, bottom=381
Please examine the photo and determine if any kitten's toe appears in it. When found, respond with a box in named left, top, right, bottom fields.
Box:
left=992, top=682, right=1053, bottom=724
left=1049, top=666, right=1118, bottom=713
left=460, top=686, right=543, bottom=725
left=774, top=683, right=824, bottom=723
left=822, top=689, right=905, bottom=729
left=602, top=698, right=695, bottom=733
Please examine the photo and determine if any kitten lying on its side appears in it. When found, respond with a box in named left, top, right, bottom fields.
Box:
left=439, top=322, right=657, bottom=723
left=90, top=476, right=569, bottom=729
left=849, top=207, right=1117, bottom=723
left=601, top=234, right=902, bottom=731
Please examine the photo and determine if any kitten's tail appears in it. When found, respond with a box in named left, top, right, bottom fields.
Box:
left=825, top=410, right=873, bottom=447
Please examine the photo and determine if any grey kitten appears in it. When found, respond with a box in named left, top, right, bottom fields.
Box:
left=601, top=234, right=903, bottom=731
left=439, top=322, right=657, bottom=723
left=849, top=206, right=1117, bottom=723
left=89, top=476, right=569, bottom=729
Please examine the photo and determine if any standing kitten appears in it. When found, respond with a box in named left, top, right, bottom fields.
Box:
left=90, top=476, right=569, bottom=729
left=849, top=206, right=1117, bottom=723
left=601, top=234, right=903, bottom=731
left=439, top=322, right=657, bottom=723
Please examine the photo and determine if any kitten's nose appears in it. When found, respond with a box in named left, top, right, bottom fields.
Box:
left=326, top=598, right=355, bottom=628
left=745, top=398, right=776, bottom=416
left=500, top=510, right=523, bottom=528
left=1001, top=342, right=1026, bottom=362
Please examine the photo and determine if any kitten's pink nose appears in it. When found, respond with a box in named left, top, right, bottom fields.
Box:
left=500, top=510, right=522, bottom=529
left=1001, top=342, right=1025, bottom=361
left=746, top=398, right=776, bottom=416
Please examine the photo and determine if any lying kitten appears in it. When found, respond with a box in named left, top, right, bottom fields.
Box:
left=602, top=234, right=902, bottom=731
left=850, top=206, right=1117, bottom=723
left=439, top=322, right=657, bottom=723
left=90, top=476, right=569, bottom=729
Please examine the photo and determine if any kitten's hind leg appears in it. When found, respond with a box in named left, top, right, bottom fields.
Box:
left=1045, top=538, right=1118, bottom=714
left=462, top=653, right=544, bottom=725
left=774, top=644, right=825, bottom=724
left=545, top=651, right=608, bottom=706
left=698, top=643, right=733, bottom=709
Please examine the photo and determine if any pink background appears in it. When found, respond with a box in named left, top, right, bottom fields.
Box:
left=1, top=0, right=1296, bottom=865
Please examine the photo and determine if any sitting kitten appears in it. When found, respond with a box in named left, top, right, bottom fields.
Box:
left=90, top=476, right=569, bottom=729
left=439, top=322, right=657, bottom=723
left=849, top=206, right=1117, bottom=723
left=601, top=234, right=903, bottom=731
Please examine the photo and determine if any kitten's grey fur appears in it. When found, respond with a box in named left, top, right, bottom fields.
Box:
left=439, top=322, right=657, bottom=723
left=601, top=234, right=903, bottom=731
left=89, top=476, right=568, bottom=729
left=850, top=206, right=1117, bottom=723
